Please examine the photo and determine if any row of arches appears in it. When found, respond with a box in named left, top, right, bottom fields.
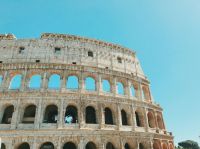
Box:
left=0, top=104, right=165, bottom=130
left=1, top=141, right=174, bottom=149
left=0, top=73, right=151, bottom=100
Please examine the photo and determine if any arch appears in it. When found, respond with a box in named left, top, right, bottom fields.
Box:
left=1, top=143, right=6, bottom=149
left=104, top=107, right=114, bottom=125
left=124, top=143, right=130, bottom=149
left=1, top=105, right=14, bottom=124
left=147, top=111, right=156, bottom=128
left=130, top=85, right=135, bottom=97
left=48, top=74, right=61, bottom=89
left=85, top=142, right=96, bottom=149
left=135, top=111, right=144, bottom=127
left=121, top=109, right=128, bottom=125
left=0, top=75, right=3, bottom=87
left=157, top=115, right=164, bottom=129
left=43, top=105, right=58, bottom=123
left=102, top=79, right=111, bottom=92
left=17, top=142, right=30, bottom=149
left=29, top=74, right=42, bottom=89
left=106, top=142, right=115, bottom=149
left=117, top=82, right=124, bottom=95
left=153, top=142, right=160, bottom=149
left=22, top=105, right=36, bottom=124
left=142, top=86, right=150, bottom=101
left=162, top=143, right=168, bottom=149
left=66, top=75, right=79, bottom=89
left=85, top=77, right=96, bottom=91
left=9, top=74, right=22, bottom=89
left=169, top=144, right=174, bottom=149
left=40, top=142, right=54, bottom=149
left=65, top=105, right=78, bottom=124
left=85, top=106, right=97, bottom=124
left=63, top=142, right=76, bottom=149
left=139, top=143, right=145, bottom=149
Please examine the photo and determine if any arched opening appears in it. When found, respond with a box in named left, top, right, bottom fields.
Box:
left=124, top=143, right=130, bottom=149
left=1, top=105, right=14, bottom=124
left=22, top=105, right=36, bottom=124
left=117, top=82, right=124, bottom=95
left=63, top=142, right=76, bottom=149
left=102, top=79, right=111, bottom=92
left=9, top=74, right=22, bottom=89
left=29, top=74, right=42, bottom=89
left=1, top=143, right=6, bottom=149
left=121, top=109, right=128, bottom=125
left=18, top=143, right=30, bottom=149
left=130, top=85, right=135, bottom=97
left=85, top=106, right=96, bottom=124
left=139, top=143, right=145, bottom=149
left=43, top=105, right=58, bottom=123
left=135, top=111, right=143, bottom=127
left=85, top=142, right=96, bottom=149
left=153, top=142, right=160, bottom=149
left=88, top=51, right=93, bottom=57
left=65, top=105, right=78, bottom=124
left=157, top=115, right=164, bottom=129
left=66, top=76, right=79, bottom=90
left=106, top=142, right=115, bottom=149
left=104, top=108, right=114, bottom=125
left=40, top=142, right=54, bottom=149
left=142, top=86, right=150, bottom=101
left=0, top=75, right=3, bottom=87
left=48, top=74, right=61, bottom=89
left=85, top=77, right=96, bottom=91
left=169, top=144, right=174, bottom=149
left=162, top=143, right=168, bottom=149
left=147, top=111, right=156, bottom=128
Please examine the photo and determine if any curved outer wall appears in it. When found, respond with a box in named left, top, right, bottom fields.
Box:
left=0, top=33, right=174, bottom=149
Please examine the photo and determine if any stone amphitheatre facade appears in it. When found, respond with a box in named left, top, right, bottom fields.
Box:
left=0, top=33, right=173, bottom=149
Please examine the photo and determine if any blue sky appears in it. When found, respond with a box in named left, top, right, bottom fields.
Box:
left=1, top=0, right=200, bottom=145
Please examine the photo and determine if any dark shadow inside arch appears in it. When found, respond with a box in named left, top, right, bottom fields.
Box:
left=139, top=143, right=145, bottom=149
left=106, top=142, right=115, bottom=149
left=18, top=143, right=30, bottom=149
left=135, top=111, right=142, bottom=127
left=86, top=142, right=96, bottom=149
left=65, top=106, right=78, bottom=124
left=121, top=109, right=128, bottom=125
left=1, top=105, right=14, bottom=124
left=1, top=143, right=6, bottom=149
left=22, top=105, right=36, bottom=124
left=105, top=108, right=114, bottom=125
left=124, top=143, right=130, bottom=149
left=63, top=142, right=76, bottom=149
left=43, top=105, right=58, bottom=123
left=85, top=106, right=96, bottom=124
left=40, top=142, right=54, bottom=149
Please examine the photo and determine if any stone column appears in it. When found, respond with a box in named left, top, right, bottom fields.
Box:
left=126, top=79, right=131, bottom=99
left=144, top=108, right=149, bottom=132
left=78, top=137, right=84, bottom=149
left=34, top=98, right=42, bottom=129
left=41, top=72, right=48, bottom=91
left=11, top=99, right=20, bottom=129
left=0, top=71, right=8, bottom=91
left=138, top=81, right=143, bottom=101
left=79, top=71, right=85, bottom=93
left=117, top=104, right=122, bottom=129
left=100, top=104, right=105, bottom=129
left=113, top=77, right=117, bottom=97
left=58, top=98, right=64, bottom=129
left=20, top=70, right=27, bottom=91
left=61, top=71, right=66, bottom=91
left=97, top=73, right=102, bottom=95
left=131, top=104, right=135, bottom=131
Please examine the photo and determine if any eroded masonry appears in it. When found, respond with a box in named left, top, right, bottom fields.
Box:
left=0, top=33, right=174, bottom=149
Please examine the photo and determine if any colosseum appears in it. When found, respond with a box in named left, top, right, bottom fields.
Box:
left=0, top=33, right=174, bottom=149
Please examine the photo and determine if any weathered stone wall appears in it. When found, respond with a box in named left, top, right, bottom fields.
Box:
left=0, top=33, right=174, bottom=149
